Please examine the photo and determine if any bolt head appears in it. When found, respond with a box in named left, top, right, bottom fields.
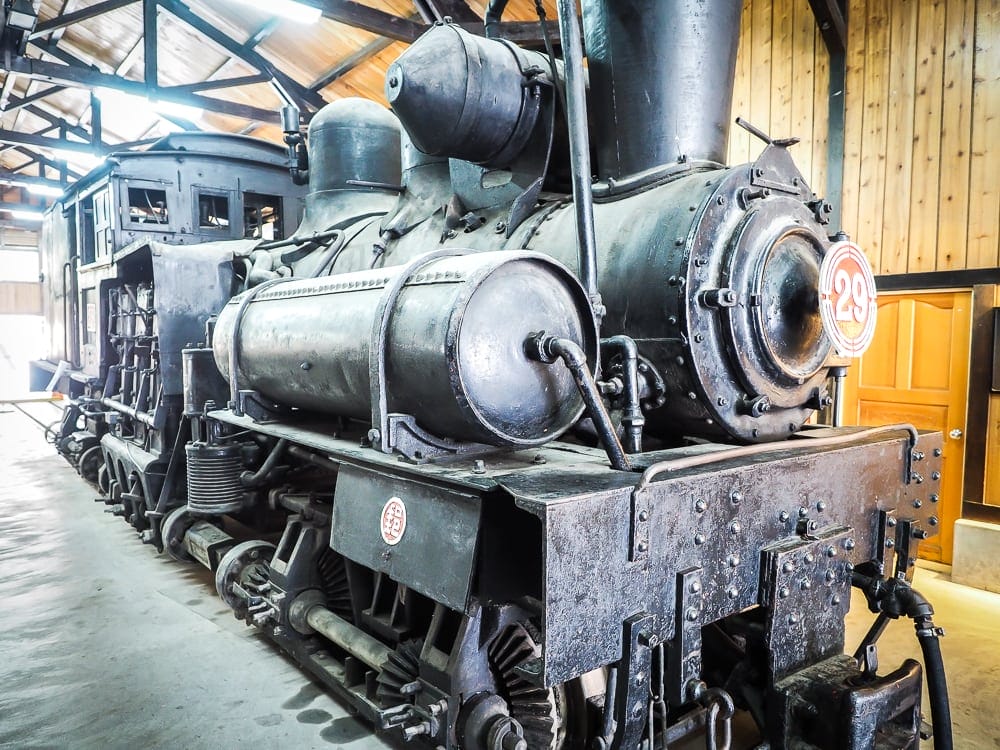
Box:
left=686, top=608, right=699, bottom=622
left=638, top=510, right=649, bottom=522
left=816, top=500, right=827, bottom=512
left=782, top=561, right=795, bottom=573
left=799, top=506, right=809, bottom=518
left=731, top=490, right=744, bottom=505
left=804, top=552, right=815, bottom=564
left=728, top=554, right=740, bottom=567
left=730, top=521, right=741, bottom=534
left=779, top=510, right=790, bottom=522
left=801, top=580, right=812, bottom=590
left=886, top=539, right=895, bottom=548
left=929, top=515, right=939, bottom=526
left=695, top=499, right=707, bottom=512
left=727, top=586, right=739, bottom=599
left=788, top=613, right=800, bottom=625
left=689, top=580, right=702, bottom=594
left=694, top=533, right=706, bottom=545
left=832, top=595, right=841, bottom=605
left=636, top=541, right=649, bottom=552
left=887, top=517, right=897, bottom=527
left=779, top=586, right=790, bottom=599
left=844, top=538, right=856, bottom=550
left=826, top=546, right=837, bottom=558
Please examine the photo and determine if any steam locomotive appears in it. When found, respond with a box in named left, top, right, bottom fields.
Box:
left=42, top=1, right=951, bottom=748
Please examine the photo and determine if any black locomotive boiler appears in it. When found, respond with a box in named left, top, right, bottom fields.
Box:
left=48, top=1, right=952, bottom=748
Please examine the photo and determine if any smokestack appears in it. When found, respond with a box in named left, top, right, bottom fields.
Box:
left=581, top=0, right=743, bottom=180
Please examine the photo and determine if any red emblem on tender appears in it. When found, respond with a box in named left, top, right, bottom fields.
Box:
left=380, top=497, right=407, bottom=545
left=819, top=240, right=878, bottom=357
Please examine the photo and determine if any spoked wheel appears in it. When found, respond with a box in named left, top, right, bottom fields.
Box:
left=78, top=445, right=103, bottom=485
left=215, top=540, right=276, bottom=618
left=123, top=474, right=149, bottom=531
left=96, top=462, right=111, bottom=495
left=161, top=506, right=196, bottom=562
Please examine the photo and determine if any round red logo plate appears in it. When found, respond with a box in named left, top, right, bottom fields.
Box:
left=819, top=240, right=878, bottom=357
left=380, top=497, right=407, bottom=546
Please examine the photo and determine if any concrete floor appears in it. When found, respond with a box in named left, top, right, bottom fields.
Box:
left=0, top=404, right=392, bottom=750
left=1, top=404, right=998, bottom=749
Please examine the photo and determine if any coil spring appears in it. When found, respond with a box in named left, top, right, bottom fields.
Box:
left=186, top=442, right=244, bottom=515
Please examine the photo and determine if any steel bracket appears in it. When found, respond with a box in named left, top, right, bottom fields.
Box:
left=628, top=488, right=651, bottom=562
left=666, top=567, right=703, bottom=707
left=760, top=527, right=853, bottom=681
left=611, top=612, right=656, bottom=750
left=874, top=509, right=897, bottom=573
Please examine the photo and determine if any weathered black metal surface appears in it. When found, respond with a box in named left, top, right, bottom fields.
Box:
left=213, top=252, right=596, bottom=447
left=332, top=465, right=482, bottom=612
left=581, top=0, right=743, bottom=179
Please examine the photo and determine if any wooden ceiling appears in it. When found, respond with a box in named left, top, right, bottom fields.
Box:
left=0, top=0, right=562, bottom=194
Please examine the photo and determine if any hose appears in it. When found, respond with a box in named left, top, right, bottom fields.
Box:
left=916, top=619, right=952, bottom=750
left=851, top=572, right=952, bottom=750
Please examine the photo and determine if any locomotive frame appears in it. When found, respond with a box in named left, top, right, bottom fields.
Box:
left=36, top=1, right=953, bottom=748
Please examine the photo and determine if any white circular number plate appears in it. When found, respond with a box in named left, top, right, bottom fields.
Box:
left=819, top=240, right=877, bottom=357
left=380, top=497, right=407, bottom=545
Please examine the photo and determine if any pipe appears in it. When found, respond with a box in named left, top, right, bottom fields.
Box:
left=602, top=336, right=644, bottom=453
left=240, top=438, right=288, bottom=487
left=636, top=424, right=920, bottom=490
left=484, top=0, right=510, bottom=38
left=287, top=444, right=341, bottom=473
left=101, top=397, right=155, bottom=427
left=304, top=604, right=392, bottom=671
left=555, top=0, right=601, bottom=315
left=528, top=334, right=630, bottom=471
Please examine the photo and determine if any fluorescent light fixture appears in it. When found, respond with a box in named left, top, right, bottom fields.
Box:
left=150, top=98, right=204, bottom=123
left=27, top=184, right=64, bottom=198
left=230, top=0, right=321, bottom=23
left=95, top=87, right=204, bottom=132
left=8, top=209, right=44, bottom=221
left=64, top=153, right=105, bottom=175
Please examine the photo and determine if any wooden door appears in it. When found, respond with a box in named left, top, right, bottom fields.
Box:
left=841, top=291, right=971, bottom=563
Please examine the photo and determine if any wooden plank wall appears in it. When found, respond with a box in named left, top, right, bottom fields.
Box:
left=849, top=0, right=994, bottom=274
left=728, top=0, right=830, bottom=196
left=0, top=282, right=42, bottom=315
left=730, top=0, right=998, bottom=276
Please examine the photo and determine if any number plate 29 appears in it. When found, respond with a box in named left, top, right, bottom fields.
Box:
left=819, top=240, right=877, bottom=357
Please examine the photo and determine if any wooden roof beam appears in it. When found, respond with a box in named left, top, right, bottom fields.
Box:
left=158, top=0, right=326, bottom=113
left=808, top=0, right=847, bottom=55
left=310, top=1, right=424, bottom=43
left=9, top=55, right=282, bottom=123
left=30, top=0, right=139, bottom=40
left=0, top=129, right=106, bottom=155
left=0, top=168, right=68, bottom=191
